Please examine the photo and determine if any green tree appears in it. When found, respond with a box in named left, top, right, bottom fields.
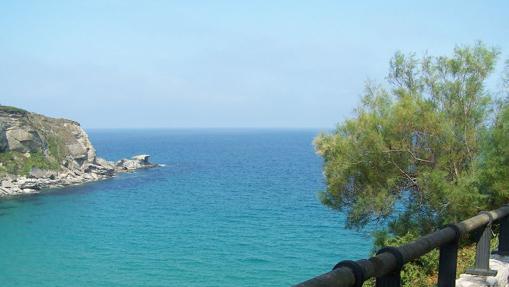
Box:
left=314, top=42, right=500, bottom=238
left=480, top=60, right=509, bottom=207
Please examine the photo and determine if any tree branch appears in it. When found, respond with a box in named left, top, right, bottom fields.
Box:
left=383, top=149, right=434, bottom=163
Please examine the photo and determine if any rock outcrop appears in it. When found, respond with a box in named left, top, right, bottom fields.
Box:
left=116, top=155, right=157, bottom=170
left=456, top=254, right=509, bottom=287
left=0, top=106, right=158, bottom=197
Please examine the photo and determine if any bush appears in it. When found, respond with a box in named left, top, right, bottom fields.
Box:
left=0, top=151, right=60, bottom=176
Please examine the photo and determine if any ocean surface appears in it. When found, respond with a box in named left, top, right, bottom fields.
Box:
left=0, top=129, right=372, bottom=287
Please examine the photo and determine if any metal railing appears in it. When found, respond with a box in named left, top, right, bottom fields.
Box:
left=293, top=205, right=509, bottom=287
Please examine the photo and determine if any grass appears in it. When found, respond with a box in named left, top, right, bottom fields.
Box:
left=47, top=135, right=67, bottom=163
left=0, top=151, right=60, bottom=176
left=0, top=105, right=27, bottom=113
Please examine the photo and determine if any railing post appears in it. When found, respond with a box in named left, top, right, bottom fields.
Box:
left=466, top=212, right=497, bottom=276
left=376, top=247, right=403, bottom=287
left=494, top=211, right=509, bottom=256
left=437, top=225, right=460, bottom=287
left=293, top=206, right=509, bottom=287
left=376, top=271, right=401, bottom=287
left=332, top=260, right=365, bottom=287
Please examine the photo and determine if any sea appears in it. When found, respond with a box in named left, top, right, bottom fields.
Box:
left=0, top=129, right=373, bottom=287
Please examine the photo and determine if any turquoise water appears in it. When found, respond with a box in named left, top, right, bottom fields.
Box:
left=0, top=129, right=372, bottom=286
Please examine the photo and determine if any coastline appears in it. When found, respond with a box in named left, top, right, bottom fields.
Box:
left=0, top=107, right=159, bottom=198
left=0, top=155, right=158, bottom=197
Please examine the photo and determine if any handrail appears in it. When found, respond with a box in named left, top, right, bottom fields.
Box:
left=293, top=205, right=509, bottom=287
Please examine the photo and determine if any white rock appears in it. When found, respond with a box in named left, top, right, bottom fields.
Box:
left=456, top=255, right=509, bottom=287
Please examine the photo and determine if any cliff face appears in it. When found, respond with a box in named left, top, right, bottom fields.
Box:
left=0, top=106, right=97, bottom=174
left=0, top=106, right=157, bottom=196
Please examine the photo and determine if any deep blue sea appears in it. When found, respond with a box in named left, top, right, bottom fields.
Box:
left=0, top=129, right=372, bottom=287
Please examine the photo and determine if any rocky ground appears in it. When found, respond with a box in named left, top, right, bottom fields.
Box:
left=0, top=106, right=159, bottom=197
left=0, top=154, right=158, bottom=196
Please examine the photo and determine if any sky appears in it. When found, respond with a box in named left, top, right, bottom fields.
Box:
left=0, top=1, right=508, bottom=129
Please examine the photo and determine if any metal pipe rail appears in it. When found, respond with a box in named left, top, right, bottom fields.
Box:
left=293, top=205, right=509, bottom=287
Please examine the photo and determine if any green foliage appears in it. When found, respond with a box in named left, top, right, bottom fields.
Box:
left=372, top=232, right=439, bottom=287
left=480, top=99, right=509, bottom=207
left=502, top=59, right=509, bottom=96
left=315, top=43, right=509, bottom=286
left=46, top=135, right=66, bottom=164
left=315, top=42, right=499, bottom=236
left=0, top=151, right=60, bottom=176
left=0, top=151, right=20, bottom=175
left=0, top=105, right=27, bottom=113
left=362, top=232, right=479, bottom=287
left=0, top=133, right=66, bottom=177
left=23, top=151, right=60, bottom=174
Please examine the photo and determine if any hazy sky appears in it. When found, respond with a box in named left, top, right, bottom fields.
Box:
left=0, top=1, right=508, bottom=128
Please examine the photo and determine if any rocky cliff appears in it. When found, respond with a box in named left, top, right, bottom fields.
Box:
left=0, top=106, right=157, bottom=196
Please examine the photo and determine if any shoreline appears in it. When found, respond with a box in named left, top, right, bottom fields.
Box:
left=0, top=155, right=158, bottom=198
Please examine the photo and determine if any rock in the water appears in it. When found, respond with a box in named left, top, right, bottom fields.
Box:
left=95, top=157, right=116, bottom=170
left=83, top=163, right=115, bottom=177
left=0, top=106, right=97, bottom=169
left=18, top=178, right=41, bottom=190
left=115, top=154, right=157, bottom=170
left=22, top=188, right=37, bottom=194
left=0, top=106, right=160, bottom=197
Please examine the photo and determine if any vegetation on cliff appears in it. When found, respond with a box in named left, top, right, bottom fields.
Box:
left=315, top=42, right=508, bottom=285
left=0, top=106, right=95, bottom=178
left=0, top=106, right=27, bottom=113
left=0, top=151, right=60, bottom=176
left=0, top=107, right=157, bottom=196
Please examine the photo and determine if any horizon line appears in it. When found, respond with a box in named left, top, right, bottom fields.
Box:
left=84, top=126, right=334, bottom=130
